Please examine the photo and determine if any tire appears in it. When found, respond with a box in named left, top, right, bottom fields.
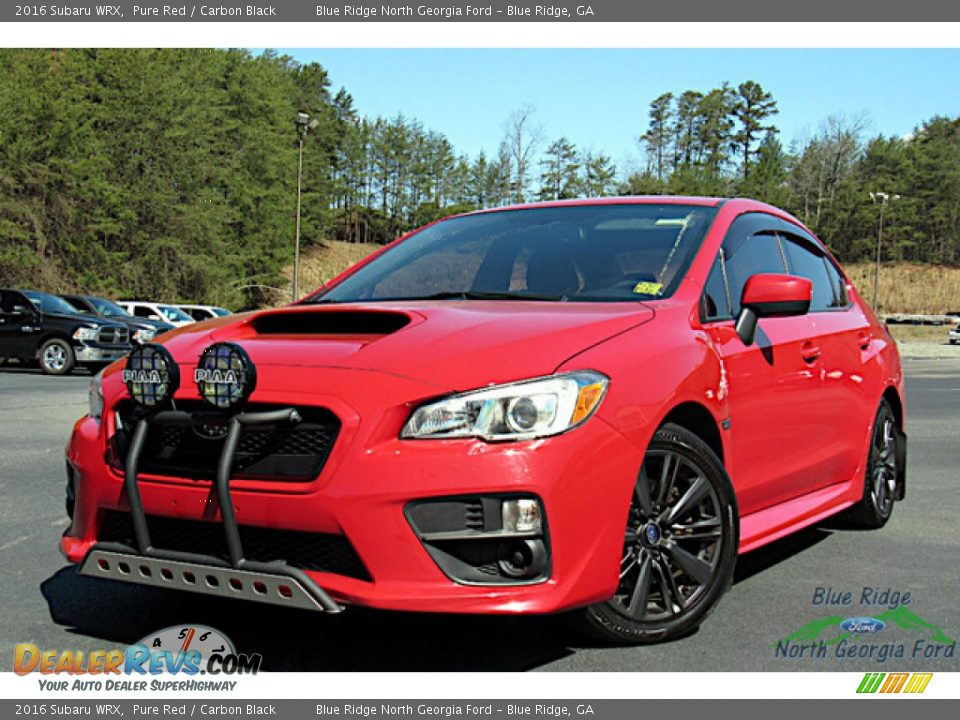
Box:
left=838, top=400, right=899, bottom=529
left=38, top=338, right=76, bottom=375
left=574, top=423, right=739, bottom=644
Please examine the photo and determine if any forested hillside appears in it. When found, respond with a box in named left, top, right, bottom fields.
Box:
left=0, top=49, right=958, bottom=309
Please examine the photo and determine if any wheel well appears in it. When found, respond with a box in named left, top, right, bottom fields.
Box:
left=661, top=402, right=724, bottom=463
left=883, top=386, right=904, bottom=429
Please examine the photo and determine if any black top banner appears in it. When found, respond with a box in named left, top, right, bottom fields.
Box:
left=3, top=0, right=960, bottom=22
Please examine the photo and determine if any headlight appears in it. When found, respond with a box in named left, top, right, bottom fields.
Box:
left=401, top=371, right=608, bottom=441
left=73, top=326, right=98, bottom=342
left=88, top=371, right=104, bottom=420
left=133, top=328, right=156, bottom=344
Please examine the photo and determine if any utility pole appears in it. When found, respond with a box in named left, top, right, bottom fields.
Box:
left=869, top=192, right=900, bottom=311
left=293, top=111, right=319, bottom=303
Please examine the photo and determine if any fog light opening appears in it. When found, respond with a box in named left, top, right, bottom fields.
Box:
left=498, top=539, right=547, bottom=579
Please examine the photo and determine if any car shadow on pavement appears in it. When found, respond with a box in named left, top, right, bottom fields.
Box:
left=733, top=526, right=832, bottom=584
left=40, top=567, right=574, bottom=671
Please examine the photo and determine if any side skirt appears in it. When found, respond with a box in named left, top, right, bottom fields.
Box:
left=738, top=481, right=860, bottom=554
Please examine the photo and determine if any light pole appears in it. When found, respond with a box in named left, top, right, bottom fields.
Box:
left=293, top=111, right=319, bottom=302
left=869, top=191, right=900, bottom=312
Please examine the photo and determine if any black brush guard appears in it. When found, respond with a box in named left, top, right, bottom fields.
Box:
left=80, top=407, right=343, bottom=613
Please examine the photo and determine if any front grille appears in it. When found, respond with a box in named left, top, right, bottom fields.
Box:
left=98, top=510, right=370, bottom=580
left=113, top=401, right=340, bottom=482
left=98, top=326, right=130, bottom=346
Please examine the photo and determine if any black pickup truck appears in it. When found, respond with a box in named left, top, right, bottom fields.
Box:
left=0, top=288, right=133, bottom=375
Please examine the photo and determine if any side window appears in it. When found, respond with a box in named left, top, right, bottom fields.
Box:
left=781, top=235, right=836, bottom=312
left=132, top=305, right=153, bottom=318
left=1, top=291, right=31, bottom=315
left=822, top=257, right=849, bottom=308
left=702, top=253, right=730, bottom=321
left=722, top=231, right=787, bottom=316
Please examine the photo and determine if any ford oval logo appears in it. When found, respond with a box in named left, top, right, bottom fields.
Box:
left=841, top=617, right=886, bottom=634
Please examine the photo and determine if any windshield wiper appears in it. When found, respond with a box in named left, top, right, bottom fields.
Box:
left=416, top=291, right=567, bottom=302
left=315, top=291, right=567, bottom=304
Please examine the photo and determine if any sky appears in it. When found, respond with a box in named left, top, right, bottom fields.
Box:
left=277, top=48, right=960, bottom=172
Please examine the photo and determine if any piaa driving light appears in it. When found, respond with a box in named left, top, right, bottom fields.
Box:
left=401, top=371, right=608, bottom=441
left=194, top=342, right=257, bottom=409
left=121, top=343, right=180, bottom=408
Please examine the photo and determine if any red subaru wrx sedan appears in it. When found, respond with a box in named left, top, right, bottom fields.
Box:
left=62, top=197, right=905, bottom=644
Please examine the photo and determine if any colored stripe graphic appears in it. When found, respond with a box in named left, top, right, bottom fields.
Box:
left=880, top=672, right=909, bottom=693
left=903, top=673, right=933, bottom=694
left=857, top=672, right=932, bottom=694
left=857, top=672, right=885, bottom=693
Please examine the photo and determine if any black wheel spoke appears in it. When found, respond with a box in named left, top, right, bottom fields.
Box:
left=656, top=452, right=679, bottom=505
left=671, top=518, right=722, bottom=540
left=663, top=475, right=709, bottom=525
left=664, top=541, right=714, bottom=585
left=655, top=557, right=683, bottom=613
left=627, top=553, right=653, bottom=616
left=635, top=464, right=654, bottom=517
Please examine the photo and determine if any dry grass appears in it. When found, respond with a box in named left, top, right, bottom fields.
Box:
left=279, top=241, right=380, bottom=302
left=886, top=324, right=956, bottom=344
left=844, top=263, right=960, bottom=315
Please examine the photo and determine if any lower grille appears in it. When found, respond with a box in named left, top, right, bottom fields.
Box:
left=98, top=510, right=370, bottom=581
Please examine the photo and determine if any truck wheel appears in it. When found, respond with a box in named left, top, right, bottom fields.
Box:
left=39, top=339, right=76, bottom=375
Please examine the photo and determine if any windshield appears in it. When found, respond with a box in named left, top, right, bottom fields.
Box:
left=89, top=297, right=131, bottom=318
left=314, top=204, right=717, bottom=304
left=159, top=305, right=193, bottom=322
left=23, top=291, right=83, bottom=316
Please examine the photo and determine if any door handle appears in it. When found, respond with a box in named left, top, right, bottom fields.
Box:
left=856, top=330, right=872, bottom=350
left=800, top=341, right=822, bottom=363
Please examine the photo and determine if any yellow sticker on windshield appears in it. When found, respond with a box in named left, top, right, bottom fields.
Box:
left=632, top=281, right=663, bottom=296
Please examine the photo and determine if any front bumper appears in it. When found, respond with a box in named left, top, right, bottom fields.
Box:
left=62, top=378, right=643, bottom=615
left=74, top=343, right=131, bottom=363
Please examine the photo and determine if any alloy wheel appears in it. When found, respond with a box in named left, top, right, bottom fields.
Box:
left=43, top=344, right=67, bottom=372
left=612, top=449, right=725, bottom=622
left=871, top=414, right=897, bottom=517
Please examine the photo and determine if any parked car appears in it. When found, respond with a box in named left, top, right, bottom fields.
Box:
left=949, top=323, right=960, bottom=345
left=115, top=301, right=195, bottom=328
left=63, top=197, right=905, bottom=644
left=61, top=294, right=175, bottom=345
left=0, top=289, right=132, bottom=375
left=176, top=304, right=231, bottom=322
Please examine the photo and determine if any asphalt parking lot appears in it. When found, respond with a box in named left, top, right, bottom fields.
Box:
left=0, top=359, right=957, bottom=672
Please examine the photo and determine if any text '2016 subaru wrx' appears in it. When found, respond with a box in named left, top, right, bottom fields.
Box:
left=62, top=198, right=905, bottom=643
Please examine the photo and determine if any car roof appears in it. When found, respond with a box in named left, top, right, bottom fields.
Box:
left=454, top=196, right=802, bottom=225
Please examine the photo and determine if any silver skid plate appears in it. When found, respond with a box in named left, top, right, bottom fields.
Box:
left=80, top=549, right=327, bottom=611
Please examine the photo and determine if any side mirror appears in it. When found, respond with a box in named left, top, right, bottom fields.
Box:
left=148, top=314, right=162, bottom=321
left=735, top=274, right=812, bottom=345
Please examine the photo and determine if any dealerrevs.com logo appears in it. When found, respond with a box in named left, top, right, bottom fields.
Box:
left=14, top=625, right=261, bottom=691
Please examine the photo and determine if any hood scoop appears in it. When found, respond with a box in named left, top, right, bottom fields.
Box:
left=251, top=309, right=411, bottom=336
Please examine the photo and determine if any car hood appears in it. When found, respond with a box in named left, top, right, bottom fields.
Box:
left=45, top=311, right=127, bottom=328
left=157, top=301, right=655, bottom=391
